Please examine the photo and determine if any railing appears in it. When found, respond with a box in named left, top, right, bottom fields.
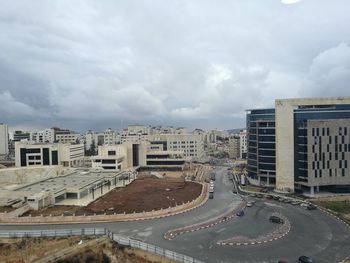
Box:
left=0, top=228, right=204, bottom=263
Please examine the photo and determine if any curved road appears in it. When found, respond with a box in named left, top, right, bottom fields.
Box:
left=1, top=166, right=350, bottom=263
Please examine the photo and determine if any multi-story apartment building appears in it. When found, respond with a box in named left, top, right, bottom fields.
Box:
left=149, top=134, right=205, bottom=161
left=15, top=141, right=84, bottom=167
left=13, top=131, right=31, bottom=142
left=247, top=97, right=350, bottom=195
left=239, top=130, right=247, bottom=159
left=120, top=125, right=150, bottom=143
left=103, top=128, right=118, bottom=145
left=228, top=135, right=240, bottom=159
left=56, top=133, right=80, bottom=144
left=0, top=123, right=8, bottom=156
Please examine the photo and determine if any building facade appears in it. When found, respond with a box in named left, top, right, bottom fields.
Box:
left=15, top=141, right=84, bottom=167
left=239, top=130, right=247, bottom=159
left=246, top=109, right=276, bottom=186
left=247, top=97, right=350, bottom=195
left=0, top=123, right=8, bottom=156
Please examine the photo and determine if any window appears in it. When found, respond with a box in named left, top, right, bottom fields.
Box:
left=108, top=151, right=116, bottom=156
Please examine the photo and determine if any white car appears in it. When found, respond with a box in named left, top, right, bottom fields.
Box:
left=246, top=202, right=253, bottom=207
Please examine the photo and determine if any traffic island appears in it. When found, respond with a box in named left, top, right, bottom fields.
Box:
left=217, top=212, right=291, bottom=246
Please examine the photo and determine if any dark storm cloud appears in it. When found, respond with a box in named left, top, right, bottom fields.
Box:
left=0, top=0, right=350, bottom=131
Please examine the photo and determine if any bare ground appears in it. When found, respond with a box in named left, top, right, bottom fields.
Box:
left=24, top=177, right=202, bottom=216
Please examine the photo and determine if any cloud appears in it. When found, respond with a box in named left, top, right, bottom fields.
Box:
left=281, top=0, right=302, bottom=4
left=301, top=43, right=350, bottom=97
left=0, top=1, right=349, bottom=131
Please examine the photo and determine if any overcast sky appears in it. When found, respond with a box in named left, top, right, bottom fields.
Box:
left=1, top=0, right=350, bottom=132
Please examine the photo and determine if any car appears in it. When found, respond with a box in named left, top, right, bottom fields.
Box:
left=307, top=204, right=317, bottom=210
left=278, top=198, right=285, bottom=202
left=266, top=195, right=273, bottom=200
left=269, top=215, right=284, bottom=224
left=283, top=199, right=291, bottom=203
left=291, top=201, right=300, bottom=205
left=260, top=188, right=268, bottom=193
left=236, top=210, right=245, bottom=217
left=298, top=255, right=313, bottom=263
left=256, top=194, right=264, bottom=198
left=300, top=203, right=309, bottom=208
left=246, top=202, right=253, bottom=207
left=273, top=196, right=280, bottom=200
left=250, top=193, right=257, bottom=197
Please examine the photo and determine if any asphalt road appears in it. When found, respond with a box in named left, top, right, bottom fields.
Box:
left=1, top=166, right=350, bottom=263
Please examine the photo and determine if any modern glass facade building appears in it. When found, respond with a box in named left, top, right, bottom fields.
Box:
left=247, top=97, right=350, bottom=195
left=294, top=104, right=350, bottom=190
left=246, top=109, right=276, bottom=186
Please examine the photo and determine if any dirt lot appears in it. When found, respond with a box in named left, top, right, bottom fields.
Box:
left=0, top=237, right=176, bottom=263
left=24, top=177, right=202, bottom=216
left=0, top=236, right=82, bottom=263
left=57, top=239, right=176, bottom=263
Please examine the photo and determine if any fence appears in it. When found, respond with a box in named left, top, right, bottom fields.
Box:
left=0, top=228, right=204, bottom=263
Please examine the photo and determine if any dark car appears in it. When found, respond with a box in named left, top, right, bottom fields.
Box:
left=269, top=215, right=284, bottom=224
left=260, top=188, right=268, bottom=193
left=236, top=210, right=244, bottom=217
left=298, top=255, right=313, bottom=263
left=266, top=195, right=273, bottom=200
left=307, top=204, right=317, bottom=210
left=273, top=196, right=280, bottom=200
left=256, top=194, right=264, bottom=198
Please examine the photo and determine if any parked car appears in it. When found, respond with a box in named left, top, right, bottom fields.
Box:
left=298, top=255, right=313, bottom=263
left=278, top=198, right=285, bottom=202
left=273, top=196, right=280, bottom=200
left=291, top=201, right=300, bottom=205
left=246, top=202, right=253, bottom=207
left=283, top=199, right=291, bottom=203
left=236, top=210, right=245, bottom=217
left=260, top=188, right=268, bottom=193
left=269, top=215, right=284, bottom=224
left=256, top=194, right=264, bottom=198
left=307, top=204, right=317, bottom=210
left=300, top=203, right=309, bottom=208
left=266, top=195, right=273, bottom=200
left=250, top=193, right=257, bottom=197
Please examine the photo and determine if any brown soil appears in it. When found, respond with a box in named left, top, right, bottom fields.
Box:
left=0, top=237, right=81, bottom=263
left=24, top=177, right=202, bottom=216
left=83, top=178, right=202, bottom=214
left=57, top=239, right=175, bottom=263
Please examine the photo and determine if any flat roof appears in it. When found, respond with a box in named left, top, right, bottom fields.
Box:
left=14, top=170, right=122, bottom=194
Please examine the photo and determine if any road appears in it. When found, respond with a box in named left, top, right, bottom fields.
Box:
left=1, top=166, right=350, bottom=263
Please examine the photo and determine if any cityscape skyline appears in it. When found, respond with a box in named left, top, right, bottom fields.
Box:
left=1, top=0, right=350, bottom=131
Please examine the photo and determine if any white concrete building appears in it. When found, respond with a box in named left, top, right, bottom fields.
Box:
left=121, top=124, right=150, bottom=143
left=104, top=128, right=117, bottom=145
left=228, top=135, right=240, bottom=159
left=239, top=129, right=247, bottom=159
left=56, top=133, right=80, bottom=144
left=91, top=145, right=126, bottom=170
left=149, top=134, right=205, bottom=161
left=15, top=141, right=84, bottom=167
left=0, top=123, right=9, bottom=156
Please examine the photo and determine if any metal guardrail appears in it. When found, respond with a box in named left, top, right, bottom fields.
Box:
left=0, top=228, right=204, bottom=263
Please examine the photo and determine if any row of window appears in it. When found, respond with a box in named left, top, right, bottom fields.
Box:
left=314, top=168, right=346, bottom=178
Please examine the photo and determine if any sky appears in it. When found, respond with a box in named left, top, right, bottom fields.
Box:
left=1, top=0, right=350, bottom=132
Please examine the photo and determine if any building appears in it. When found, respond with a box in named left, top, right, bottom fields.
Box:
left=13, top=131, right=31, bottom=142
left=91, top=145, right=126, bottom=170
left=246, top=109, right=276, bottom=186
left=149, top=134, right=205, bottom=161
left=228, top=135, right=240, bottom=159
left=121, top=125, right=150, bottom=143
left=0, top=123, right=9, bottom=156
left=247, top=97, right=350, bottom=195
left=56, top=133, right=80, bottom=144
left=91, top=142, right=185, bottom=171
left=239, top=130, right=247, bottom=159
left=104, top=128, right=117, bottom=145
left=15, top=141, right=84, bottom=167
